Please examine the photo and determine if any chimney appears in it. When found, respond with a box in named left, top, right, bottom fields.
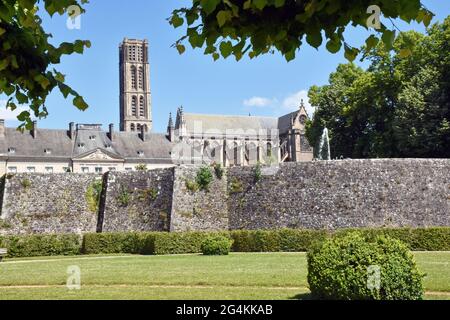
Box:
left=0, top=119, right=5, bottom=138
left=31, top=121, right=37, bottom=139
left=140, top=125, right=146, bottom=142
left=69, top=122, right=75, bottom=140
left=109, top=124, right=114, bottom=141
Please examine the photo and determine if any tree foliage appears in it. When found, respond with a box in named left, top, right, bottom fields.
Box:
left=169, top=0, right=434, bottom=62
left=0, top=0, right=90, bottom=129
left=306, top=17, right=450, bottom=159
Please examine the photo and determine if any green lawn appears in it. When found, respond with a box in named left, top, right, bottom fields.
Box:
left=0, top=252, right=449, bottom=300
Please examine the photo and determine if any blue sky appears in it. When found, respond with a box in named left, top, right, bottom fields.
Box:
left=1, top=0, right=449, bottom=132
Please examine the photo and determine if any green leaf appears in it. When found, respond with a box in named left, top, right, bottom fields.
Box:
left=285, top=49, right=296, bottom=62
left=306, top=31, right=323, bottom=49
left=73, top=95, right=88, bottom=111
left=422, top=11, right=433, bottom=27
left=365, top=35, right=379, bottom=51
left=326, top=38, right=342, bottom=54
left=219, top=41, right=233, bottom=58
left=344, top=46, right=359, bottom=62
left=217, top=10, right=232, bottom=27
left=58, top=83, right=72, bottom=98
left=17, top=111, right=30, bottom=122
left=381, top=30, right=396, bottom=50
left=253, top=0, right=267, bottom=11
left=176, top=44, right=186, bottom=54
left=170, top=14, right=184, bottom=28
left=16, top=90, right=28, bottom=104
left=0, top=59, right=9, bottom=71
left=201, top=0, right=221, bottom=15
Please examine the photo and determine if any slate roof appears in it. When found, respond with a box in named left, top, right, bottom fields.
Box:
left=278, top=111, right=297, bottom=135
left=1, top=128, right=74, bottom=160
left=182, top=112, right=305, bottom=136
left=0, top=125, right=175, bottom=163
left=183, top=113, right=279, bottom=135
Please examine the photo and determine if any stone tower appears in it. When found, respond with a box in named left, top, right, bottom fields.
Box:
left=119, top=38, right=152, bottom=132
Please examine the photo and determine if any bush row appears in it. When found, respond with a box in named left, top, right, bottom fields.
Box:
left=0, top=227, right=449, bottom=258
left=0, top=234, right=82, bottom=258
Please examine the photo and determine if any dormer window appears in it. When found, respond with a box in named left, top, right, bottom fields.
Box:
left=89, top=135, right=96, bottom=141
left=137, top=150, right=145, bottom=157
left=105, top=144, right=112, bottom=149
left=8, top=147, right=16, bottom=154
left=78, top=143, right=85, bottom=148
left=44, top=149, right=52, bottom=155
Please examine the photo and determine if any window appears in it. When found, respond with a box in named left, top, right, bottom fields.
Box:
left=267, top=143, right=272, bottom=157
left=131, top=96, right=137, bottom=117
left=137, top=150, right=145, bottom=157
left=108, top=167, right=116, bottom=172
left=233, top=142, right=238, bottom=166
left=95, top=167, right=103, bottom=174
left=89, top=135, right=96, bottom=141
left=82, top=167, right=89, bottom=173
left=128, top=45, right=136, bottom=61
left=45, top=167, right=54, bottom=173
left=78, top=143, right=85, bottom=148
left=131, top=124, right=136, bottom=132
left=8, top=167, right=17, bottom=173
left=105, top=144, right=112, bottom=149
left=8, top=147, right=16, bottom=154
left=139, top=96, right=145, bottom=117
left=137, top=46, right=143, bottom=62
left=63, top=167, right=70, bottom=173
left=130, top=66, right=137, bottom=89
left=137, top=124, right=142, bottom=132
left=27, top=167, right=36, bottom=173
left=44, top=149, right=52, bottom=155
left=138, top=67, right=144, bottom=89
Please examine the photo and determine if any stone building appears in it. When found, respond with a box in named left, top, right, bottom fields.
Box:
left=0, top=38, right=313, bottom=175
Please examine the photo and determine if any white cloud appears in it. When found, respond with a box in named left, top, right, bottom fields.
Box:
left=243, top=96, right=277, bottom=108
left=242, top=90, right=315, bottom=117
left=0, top=100, right=29, bottom=121
left=282, top=90, right=314, bottom=117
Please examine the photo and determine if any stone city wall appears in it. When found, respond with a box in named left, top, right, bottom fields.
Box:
left=0, top=159, right=448, bottom=235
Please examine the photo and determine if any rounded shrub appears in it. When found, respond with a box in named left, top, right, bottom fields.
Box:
left=307, top=232, right=424, bottom=300
left=201, top=236, right=233, bottom=256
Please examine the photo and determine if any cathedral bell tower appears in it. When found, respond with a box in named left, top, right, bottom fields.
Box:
left=119, top=38, right=152, bottom=132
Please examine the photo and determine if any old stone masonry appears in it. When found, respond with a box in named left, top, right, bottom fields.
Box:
left=0, top=159, right=449, bottom=235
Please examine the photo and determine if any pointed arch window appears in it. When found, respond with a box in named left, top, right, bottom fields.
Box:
left=130, top=66, right=137, bottom=89
left=139, top=96, right=145, bottom=117
left=266, top=142, right=272, bottom=158
left=131, top=124, right=135, bottom=132
left=131, top=96, right=137, bottom=117
left=138, top=67, right=144, bottom=89
left=233, top=142, right=239, bottom=166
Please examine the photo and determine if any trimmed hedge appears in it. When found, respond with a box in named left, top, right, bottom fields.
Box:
left=0, top=234, right=82, bottom=258
left=0, top=227, right=449, bottom=258
left=153, top=231, right=230, bottom=255
left=82, top=232, right=156, bottom=255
